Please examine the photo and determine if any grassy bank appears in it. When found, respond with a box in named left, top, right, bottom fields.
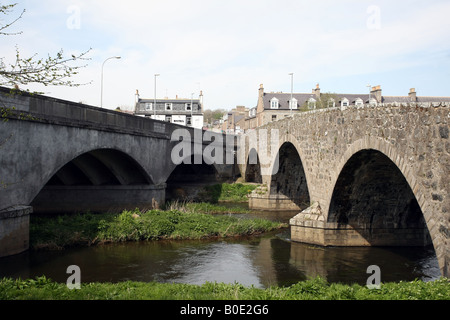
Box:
left=198, top=183, right=258, bottom=203
left=1, top=276, right=448, bottom=300
left=30, top=206, right=286, bottom=250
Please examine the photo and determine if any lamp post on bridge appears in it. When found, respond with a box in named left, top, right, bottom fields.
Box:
left=100, top=56, right=121, bottom=108
left=154, top=74, right=160, bottom=118
left=289, top=73, right=294, bottom=116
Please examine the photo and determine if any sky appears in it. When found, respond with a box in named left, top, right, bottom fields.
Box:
left=1, top=0, right=450, bottom=111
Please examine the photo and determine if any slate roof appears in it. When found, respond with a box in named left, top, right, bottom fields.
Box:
left=262, top=92, right=450, bottom=109
left=262, top=92, right=371, bottom=110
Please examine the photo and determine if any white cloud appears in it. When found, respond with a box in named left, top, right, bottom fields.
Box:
left=1, top=0, right=449, bottom=109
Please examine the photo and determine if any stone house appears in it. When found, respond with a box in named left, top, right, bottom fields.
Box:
left=245, top=84, right=450, bottom=130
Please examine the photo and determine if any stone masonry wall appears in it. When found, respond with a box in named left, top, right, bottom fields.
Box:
left=245, top=104, right=449, bottom=277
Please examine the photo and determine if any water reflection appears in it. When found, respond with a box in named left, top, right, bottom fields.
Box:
left=0, top=205, right=441, bottom=287
left=0, top=231, right=440, bottom=288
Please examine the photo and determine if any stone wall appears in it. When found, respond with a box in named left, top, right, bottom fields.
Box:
left=244, top=104, right=450, bottom=277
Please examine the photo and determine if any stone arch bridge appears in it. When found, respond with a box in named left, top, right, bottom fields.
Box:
left=239, top=104, right=449, bottom=277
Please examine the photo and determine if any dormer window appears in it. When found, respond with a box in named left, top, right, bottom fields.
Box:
left=355, top=98, right=363, bottom=107
left=341, top=98, right=349, bottom=107
left=289, top=98, right=297, bottom=110
left=308, top=97, right=316, bottom=109
left=327, top=98, right=335, bottom=108
left=185, top=103, right=192, bottom=111
left=369, top=98, right=377, bottom=106
left=165, top=103, right=172, bottom=111
left=270, top=97, right=279, bottom=109
left=144, top=102, right=152, bottom=110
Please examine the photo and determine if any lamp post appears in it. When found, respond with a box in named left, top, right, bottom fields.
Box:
left=100, top=56, right=121, bottom=108
left=154, top=74, right=160, bottom=118
left=289, top=73, right=294, bottom=116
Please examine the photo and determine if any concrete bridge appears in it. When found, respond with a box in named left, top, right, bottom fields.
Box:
left=240, top=103, right=449, bottom=277
left=0, top=87, right=236, bottom=257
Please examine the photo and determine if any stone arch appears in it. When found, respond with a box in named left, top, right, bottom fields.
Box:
left=325, top=137, right=429, bottom=224
left=326, top=137, right=445, bottom=274
left=268, top=134, right=311, bottom=210
left=244, top=148, right=262, bottom=183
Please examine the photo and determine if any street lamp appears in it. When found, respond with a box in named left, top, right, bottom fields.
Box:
left=100, top=56, right=121, bottom=108
left=289, top=73, right=294, bottom=115
left=154, top=74, right=160, bottom=118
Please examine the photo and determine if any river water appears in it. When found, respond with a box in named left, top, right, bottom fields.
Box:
left=0, top=208, right=441, bottom=288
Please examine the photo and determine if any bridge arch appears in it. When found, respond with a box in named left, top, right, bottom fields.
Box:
left=325, top=137, right=442, bottom=269
left=164, top=152, right=223, bottom=202
left=326, top=137, right=431, bottom=225
left=30, top=148, right=158, bottom=214
left=244, top=148, right=262, bottom=183
left=268, top=134, right=311, bottom=210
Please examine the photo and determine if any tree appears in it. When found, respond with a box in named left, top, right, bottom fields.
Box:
left=0, top=3, right=91, bottom=91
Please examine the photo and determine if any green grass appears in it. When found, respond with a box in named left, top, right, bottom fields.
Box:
left=30, top=208, right=286, bottom=250
left=198, top=183, right=258, bottom=203
left=1, top=276, right=448, bottom=300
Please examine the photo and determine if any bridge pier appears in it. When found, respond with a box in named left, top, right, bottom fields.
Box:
left=290, top=202, right=431, bottom=247
left=0, top=206, right=32, bottom=258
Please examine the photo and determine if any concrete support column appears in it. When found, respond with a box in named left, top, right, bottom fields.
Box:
left=0, top=206, right=32, bottom=257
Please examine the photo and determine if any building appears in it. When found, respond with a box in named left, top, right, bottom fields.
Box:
left=246, top=84, right=450, bottom=130
left=134, top=90, right=204, bottom=129
left=221, top=105, right=249, bottom=134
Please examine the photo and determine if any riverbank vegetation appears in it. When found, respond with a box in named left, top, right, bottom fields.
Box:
left=198, top=182, right=258, bottom=203
left=0, top=276, right=448, bottom=300
left=30, top=205, right=285, bottom=250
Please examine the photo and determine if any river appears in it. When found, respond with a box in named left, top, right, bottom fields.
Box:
left=0, top=207, right=441, bottom=288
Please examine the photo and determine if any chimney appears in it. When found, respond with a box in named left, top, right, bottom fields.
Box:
left=199, top=90, right=204, bottom=112
left=409, top=88, right=417, bottom=102
left=259, top=84, right=264, bottom=98
left=135, top=89, right=140, bottom=104
left=313, top=83, right=321, bottom=99
left=371, top=85, right=382, bottom=103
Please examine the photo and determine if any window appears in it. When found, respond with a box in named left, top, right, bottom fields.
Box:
left=308, top=98, right=316, bottom=109
left=369, top=98, right=377, bottom=106
left=341, top=98, right=349, bottom=107
left=187, top=116, right=192, bottom=126
left=165, top=115, right=171, bottom=122
left=270, top=98, right=279, bottom=109
left=144, top=102, right=152, bottom=110
left=355, top=98, right=363, bottom=107
left=165, top=103, right=172, bottom=111
left=185, top=103, right=192, bottom=111
left=289, top=98, right=297, bottom=110
left=327, top=99, right=335, bottom=108
left=271, top=115, right=277, bottom=121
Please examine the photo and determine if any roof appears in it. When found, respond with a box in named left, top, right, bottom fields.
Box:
left=262, top=92, right=450, bottom=109
left=139, top=98, right=200, bottom=104
left=262, top=92, right=371, bottom=109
